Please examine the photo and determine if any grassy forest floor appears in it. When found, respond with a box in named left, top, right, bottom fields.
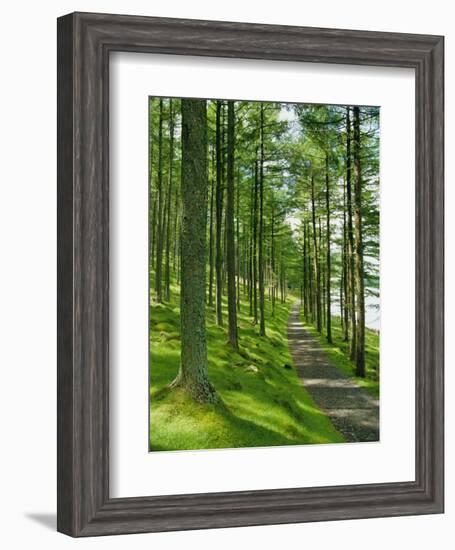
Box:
left=149, top=285, right=345, bottom=451
left=300, top=311, right=380, bottom=398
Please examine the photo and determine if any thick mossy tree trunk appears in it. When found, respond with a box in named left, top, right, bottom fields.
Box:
left=226, top=100, right=239, bottom=349
left=171, top=99, right=217, bottom=403
left=346, top=106, right=357, bottom=360
left=353, top=106, right=366, bottom=377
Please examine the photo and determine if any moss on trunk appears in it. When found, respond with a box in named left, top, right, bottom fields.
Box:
left=172, top=99, right=218, bottom=403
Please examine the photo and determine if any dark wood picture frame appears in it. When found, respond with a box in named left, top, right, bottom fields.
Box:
left=57, top=11, right=444, bottom=537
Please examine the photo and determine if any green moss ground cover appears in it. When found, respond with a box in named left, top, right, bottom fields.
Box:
left=149, top=287, right=344, bottom=451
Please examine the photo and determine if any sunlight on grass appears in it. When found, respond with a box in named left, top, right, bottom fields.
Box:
left=149, top=284, right=344, bottom=451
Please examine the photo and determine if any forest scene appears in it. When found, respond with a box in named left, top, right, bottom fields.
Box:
left=149, top=96, right=380, bottom=451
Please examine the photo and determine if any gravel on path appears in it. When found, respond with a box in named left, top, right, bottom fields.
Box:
left=288, top=303, right=380, bottom=443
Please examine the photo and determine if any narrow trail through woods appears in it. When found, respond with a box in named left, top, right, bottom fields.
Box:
left=287, top=302, right=380, bottom=443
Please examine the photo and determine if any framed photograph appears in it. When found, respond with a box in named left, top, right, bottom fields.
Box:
left=57, top=12, right=444, bottom=536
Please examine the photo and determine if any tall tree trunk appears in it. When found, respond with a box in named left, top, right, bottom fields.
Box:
left=176, top=224, right=181, bottom=285
left=325, top=154, right=332, bottom=343
left=353, top=106, right=366, bottom=377
left=150, top=198, right=157, bottom=277
left=164, top=99, right=174, bottom=302
left=253, top=156, right=258, bottom=324
left=221, top=111, right=227, bottom=296
left=171, top=99, right=217, bottom=403
left=280, top=263, right=284, bottom=303
left=346, top=106, right=357, bottom=359
left=208, top=148, right=215, bottom=306
left=236, top=170, right=241, bottom=312
left=308, top=225, right=314, bottom=321
left=258, top=104, right=266, bottom=337
left=226, top=101, right=239, bottom=349
left=215, top=101, right=224, bottom=326
left=149, top=100, right=155, bottom=282
left=249, top=171, right=254, bottom=316
left=303, top=222, right=310, bottom=321
left=319, top=218, right=326, bottom=328
left=307, top=223, right=314, bottom=321
left=271, top=199, right=276, bottom=316
left=340, top=268, right=344, bottom=334
left=172, top=192, right=180, bottom=273
left=342, top=178, right=349, bottom=341
left=155, top=99, right=164, bottom=302
left=311, top=174, right=322, bottom=333
left=243, top=233, right=248, bottom=298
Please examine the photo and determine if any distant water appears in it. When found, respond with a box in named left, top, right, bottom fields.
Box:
left=325, top=295, right=380, bottom=332
left=364, top=295, right=380, bottom=331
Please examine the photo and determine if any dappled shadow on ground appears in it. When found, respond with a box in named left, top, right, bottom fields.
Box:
left=150, top=288, right=344, bottom=451
left=151, top=396, right=301, bottom=451
left=288, top=303, right=380, bottom=443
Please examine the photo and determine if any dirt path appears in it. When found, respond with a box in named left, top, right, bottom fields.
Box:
left=287, top=302, right=379, bottom=443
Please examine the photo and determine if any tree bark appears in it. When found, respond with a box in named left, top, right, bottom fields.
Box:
left=171, top=99, right=217, bottom=403
left=325, top=153, right=332, bottom=343
left=172, top=191, right=180, bottom=274
left=208, top=148, right=215, bottom=306
left=308, top=224, right=314, bottom=321
left=253, top=156, right=258, bottom=324
left=307, top=223, right=314, bottom=321
left=236, top=169, right=241, bottom=312
left=149, top=100, right=155, bottom=282
left=226, top=101, right=239, bottom=349
left=319, top=218, right=326, bottom=329
left=346, top=106, right=357, bottom=359
left=271, top=199, right=276, bottom=316
left=311, top=174, right=322, bottom=333
left=164, top=99, right=174, bottom=302
left=215, top=101, right=224, bottom=326
left=155, top=99, right=164, bottom=302
left=353, top=106, right=366, bottom=377
left=302, top=223, right=306, bottom=317
left=151, top=200, right=157, bottom=271
left=303, top=222, right=310, bottom=321
left=342, top=177, right=349, bottom=341
left=258, top=104, right=266, bottom=336
left=249, top=170, right=254, bottom=316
